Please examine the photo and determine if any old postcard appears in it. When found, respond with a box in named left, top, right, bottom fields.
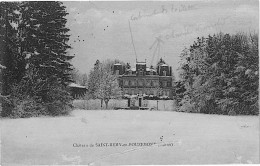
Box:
left=0, top=0, right=259, bottom=165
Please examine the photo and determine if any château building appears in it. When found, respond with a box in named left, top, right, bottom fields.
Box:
left=113, top=58, right=173, bottom=99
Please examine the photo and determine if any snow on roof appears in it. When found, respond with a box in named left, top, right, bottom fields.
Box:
left=131, top=68, right=136, bottom=71
left=68, top=83, right=87, bottom=89
left=136, top=62, right=146, bottom=65
left=146, top=68, right=155, bottom=71
left=160, top=95, right=169, bottom=99
left=161, top=64, right=168, bottom=66
left=130, top=95, right=138, bottom=98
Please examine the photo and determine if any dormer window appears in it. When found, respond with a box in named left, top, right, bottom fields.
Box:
left=138, top=80, right=143, bottom=86
left=131, top=80, right=136, bottom=86
left=124, top=80, right=129, bottom=86
left=146, top=80, right=151, bottom=87
left=116, top=70, right=119, bottom=75
left=163, top=81, right=167, bottom=87
left=163, top=71, right=166, bottom=76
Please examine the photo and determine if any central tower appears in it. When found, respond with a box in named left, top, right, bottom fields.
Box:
left=136, top=61, right=146, bottom=76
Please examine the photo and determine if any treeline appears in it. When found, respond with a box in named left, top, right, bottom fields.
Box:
left=175, top=32, right=258, bottom=115
left=0, top=2, right=73, bottom=118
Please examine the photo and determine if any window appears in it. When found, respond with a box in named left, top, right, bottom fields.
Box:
left=116, top=70, right=119, bottom=75
left=139, top=90, right=142, bottom=95
left=131, top=80, right=136, bottom=86
left=167, top=81, right=171, bottom=87
left=153, top=81, right=159, bottom=87
left=138, top=80, right=143, bottom=86
left=163, top=81, right=167, bottom=87
left=163, top=71, right=166, bottom=76
left=124, top=80, right=129, bottom=86
left=146, top=80, right=151, bottom=87
left=166, top=91, right=170, bottom=97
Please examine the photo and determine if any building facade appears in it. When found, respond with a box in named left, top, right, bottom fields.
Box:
left=113, top=58, right=173, bottom=99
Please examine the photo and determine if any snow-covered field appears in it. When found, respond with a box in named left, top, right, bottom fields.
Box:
left=1, top=109, right=259, bottom=165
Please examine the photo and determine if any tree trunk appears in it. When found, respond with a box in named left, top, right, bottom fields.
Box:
left=100, top=99, right=103, bottom=109
left=105, top=99, right=109, bottom=109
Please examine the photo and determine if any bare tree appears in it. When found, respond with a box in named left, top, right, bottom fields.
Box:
left=88, top=60, right=122, bottom=109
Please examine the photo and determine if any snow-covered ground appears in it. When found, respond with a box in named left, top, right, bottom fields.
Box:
left=1, top=110, right=259, bottom=165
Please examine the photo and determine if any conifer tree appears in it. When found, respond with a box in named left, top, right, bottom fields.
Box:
left=0, top=2, right=74, bottom=117
left=0, top=2, right=22, bottom=116
left=19, top=1, right=73, bottom=105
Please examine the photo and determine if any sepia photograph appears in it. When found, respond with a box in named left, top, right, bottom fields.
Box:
left=0, top=0, right=259, bottom=165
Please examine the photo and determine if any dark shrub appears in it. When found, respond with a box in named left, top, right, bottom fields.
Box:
left=1, top=82, right=73, bottom=118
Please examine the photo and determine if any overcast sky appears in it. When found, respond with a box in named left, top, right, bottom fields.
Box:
left=63, top=0, right=258, bottom=79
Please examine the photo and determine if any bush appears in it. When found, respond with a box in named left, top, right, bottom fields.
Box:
left=178, top=95, right=196, bottom=113
left=198, top=100, right=221, bottom=114
left=10, top=98, right=48, bottom=118
left=1, top=83, right=73, bottom=118
left=45, top=101, right=72, bottom=116
left=228, top=110, right=236, bottom=116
